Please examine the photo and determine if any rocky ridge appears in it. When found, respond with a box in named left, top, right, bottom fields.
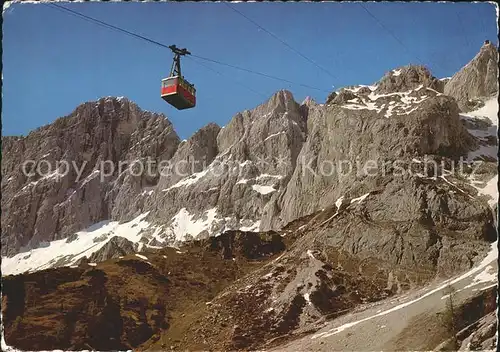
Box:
left=1, top=195, right=497, bottom=351
left=2, top=43, right=498, bottom=277
left=1, top=97, right=180, bottom=256
left=445, top=40, right=498, bottom=111
left=1, top=41, right=498, bottom=352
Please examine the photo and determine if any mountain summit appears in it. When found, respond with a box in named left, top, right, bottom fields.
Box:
left=445, top=40, right=498, bottom=111
left=2, top=43, right=497, bottom=262
left=1, top=40, right=498, bottom=352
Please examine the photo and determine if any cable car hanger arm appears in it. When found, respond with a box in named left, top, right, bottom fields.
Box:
left=169, top=45, right=191, bottom=77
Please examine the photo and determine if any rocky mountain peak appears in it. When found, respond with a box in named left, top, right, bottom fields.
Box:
left=444, top=40, right=498, bottom=111
left=183, top=122, right=221, bottom=149
left=2, top=39, right=498, bottom=267
left=301, top=96, right=316, bottom=105
left=154, top=122, right=221, bottom=190
left=375, top=65, right=442, bottom=94
left=272, top=89, right=295, bottom=104
left=2, top=25, right=499, bottom=352
left=1, top=97, right=180, bottom=256
left=256, top=89, right=299, bottom=116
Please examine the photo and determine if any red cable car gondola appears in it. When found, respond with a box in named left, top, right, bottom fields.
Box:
left=161, top=45, right=196, bottom=110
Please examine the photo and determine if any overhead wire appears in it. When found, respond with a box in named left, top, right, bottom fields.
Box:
left=47, top=3, right=170, bottom=50
left=47, top=3, right=269, bottom=98
left=357, top=3, right=448, bottom=73
left=223, top=2, right=338, bottom=82
left=46, top=2, right=330, bottom=94
left=357, top=3, right=425, bottom=66
left=185, top=56, right=269, bottom=99
left=188, top=54, right=330, bottom=93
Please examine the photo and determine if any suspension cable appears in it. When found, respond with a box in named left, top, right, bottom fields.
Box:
left=189, top=54, right=330, bottom=93
left=224, top=2, right=338, bottom=81
left=358, top=3, right=448, bottom=73
left=185, top=56, right=268, bottom=99
left=47, top=3, right=330, bottom=94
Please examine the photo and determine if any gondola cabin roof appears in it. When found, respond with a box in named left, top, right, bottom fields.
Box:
left=162, top=76, right=196, bottom=92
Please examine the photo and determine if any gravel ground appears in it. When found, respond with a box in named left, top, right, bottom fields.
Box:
left=273, top=243, right=498, bottom=351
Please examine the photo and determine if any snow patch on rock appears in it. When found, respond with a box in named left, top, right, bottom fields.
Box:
left=1, top=213, right=152, bottom=276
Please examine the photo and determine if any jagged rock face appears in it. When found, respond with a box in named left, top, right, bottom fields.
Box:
left=325, top=91, right=338, bottom=104
left=1, top=40, right=498, bottom=352
left=455, top=288, right=497, bottom=351
left=331, top=89, right=358, bottom=104
left=376, top=65, right=443, bottom=94
left=262, top=82, right=477, bottom=229
left=435, top=287, right=497, bottom=351
left=445, top=41, right=499, bottom=111
left=171, top=187, right=495, bottom=350
left=457, top=311, right=497, bottom=351
left=160, top=122, right=221, bottom=187
left=136, top=90, right=308, bottom=244
left=87, top=236, right=139, bottom=263
left=1, top=90, right=309, bottom=259
left=1, top=97, right=180, bottom=256
left=310, top=179, right=495, bottom=276
left=1, top=45, right=496, bottom=277
left=1, top=197, right=497, bottom=352
left=110, top=122, right=222, bottom=222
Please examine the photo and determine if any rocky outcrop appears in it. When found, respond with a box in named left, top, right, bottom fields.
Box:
left=1, top=89, right=310, bottom=257
left=2, top=263, right=169, bottom=351
left=0, top=217, right=396, bottom=351
left=262, top=84, right=477, bottom=229
left=2, top=42, right=496, bottom=284
left=1, top=238, right=285, bottom=351
left=1, top=97, right=180, bottom=256
left=376, top=65, right=443, bottom=94
left=435, top=287, right=497, bottom=351
left=1, top=184, right=497, bottom=352
left=445, top=41, right=499, bottom=111
left=325, top=91, right=338, bottom=104
left=330, top=89, right=358, bottom=104
left=1, top=33, right=498, bottom=352
left=87, top=236, right=138, bottom=263
left=207, top=230, right=285, bottom=260
left=457, top=311, right=497, bottom=351
left=139, top=89, right=308, bottom=244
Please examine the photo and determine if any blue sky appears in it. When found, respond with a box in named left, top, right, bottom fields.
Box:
left=2, top=1, right=498, bottom=140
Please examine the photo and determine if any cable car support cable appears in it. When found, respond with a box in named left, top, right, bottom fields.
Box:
left=188, top=54, right=330, bottom=93
left=224, top=2, right=338, bottom=81
left=357, top=3, right=448, bottom=73
left=186, top=56, right=268, bottom=99
left=47, top=3, right=268, bottom=98
left=47, top=3, right=330, bottom=94
left=47, top=3, right=171, bottom=51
